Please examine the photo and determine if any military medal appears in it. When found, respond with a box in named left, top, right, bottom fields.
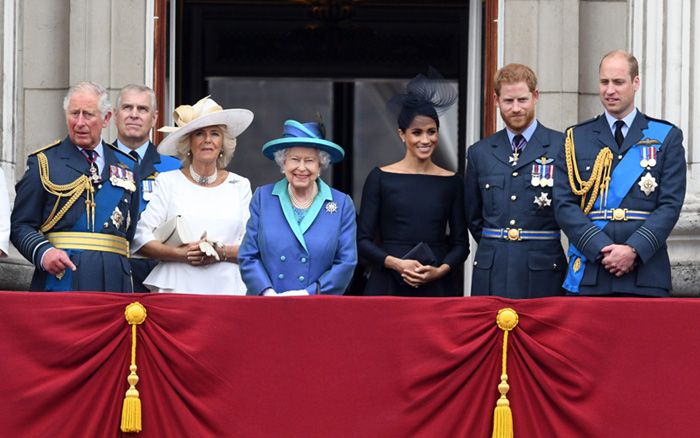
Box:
left=640, top=146, right=657, bottom=168
left=509, top=151, right=520, bottom=167
left=142, top=179, right=154, bottom=201
left=532, top=157, right=554, bottom=187
left=109, top=165, right=136, bottom=192
left=638, top=172, right=658, bottom=196
left=533, top=192, right=551, bottom=209
left=325, top=201, right=338, bottom=214
left=89, top=164, right=101, bottom=184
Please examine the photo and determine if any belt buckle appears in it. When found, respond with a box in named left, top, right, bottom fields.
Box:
left=612, top=208, right=627, bottom=221
left=505, top=228, right=522, bottom=241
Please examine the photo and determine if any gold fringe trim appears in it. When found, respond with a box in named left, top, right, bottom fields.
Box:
left=492, top=308, right=519, bottom=438
left=121, top=302, right=147, bottom=433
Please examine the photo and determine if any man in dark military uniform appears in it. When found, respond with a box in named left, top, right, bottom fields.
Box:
left=465, top=63, right=566, bottom=298
left=11, top=81, right=140, bottom=292
left=553, top=50, right=686, bottom=297
left=113, top=84, right=180, bottom=292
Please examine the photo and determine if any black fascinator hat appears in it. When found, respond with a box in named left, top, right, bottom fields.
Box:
left=386, top=67, right=458, bottom=131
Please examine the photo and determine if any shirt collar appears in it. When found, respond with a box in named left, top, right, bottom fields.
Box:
left=116, top=139, right=150, bottom=160
left=604, top=108, right=638, bottom=131
left=506, top=119, right=538, bottom=145
left=77, top=139, right=105, bottom=157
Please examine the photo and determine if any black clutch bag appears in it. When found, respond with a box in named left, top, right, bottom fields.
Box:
left=402, top=242, right=437, bottom=266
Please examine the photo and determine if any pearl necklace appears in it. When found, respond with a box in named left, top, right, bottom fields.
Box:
left=288, top=184, right=317, bottom=209
left=190, top=164, right=217, bottom=186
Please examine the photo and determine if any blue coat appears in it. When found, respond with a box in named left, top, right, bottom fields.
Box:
left=552, top=112, right=686, bottom=296
left=465, top=122, right=567, bottom=298
left=123, top=141, right=181, bottom=292
left=11, top=137, right=139, bottom=292
left=239, top=179, right=357, bottom=295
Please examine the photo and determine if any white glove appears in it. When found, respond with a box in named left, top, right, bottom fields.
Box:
left=261, top=288, right=277, bottom=296
left=278, top=290, right=309, bottom=296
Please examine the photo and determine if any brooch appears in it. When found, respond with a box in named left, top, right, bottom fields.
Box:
left=638, top=172, right=658, bottom=196
left=533, top=192, right=552, bottom=209
left=325, top=201, right=338, bottom=214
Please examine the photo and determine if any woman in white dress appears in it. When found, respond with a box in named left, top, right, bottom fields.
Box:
left=132, top=97, right=253, bottom=294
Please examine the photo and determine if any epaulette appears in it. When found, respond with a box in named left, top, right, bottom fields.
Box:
left=644, top=114, right=676, bottom=128
left=565, top=115, right=600, bottom=132
left=107, top=143, right=137, bottom=161
left=29, top=139, right=61, bottom=156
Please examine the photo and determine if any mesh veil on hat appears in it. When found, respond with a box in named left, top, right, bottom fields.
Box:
left=157, top=96, right=254, bottom=156
left=386, top=67, right=458, bottom=128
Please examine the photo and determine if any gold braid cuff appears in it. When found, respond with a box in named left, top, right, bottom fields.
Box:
left=37, top=152, right=95, bottom=232
left=492, top=308, right=519, bottom=438
left=564, top=128, right=613, bottom=214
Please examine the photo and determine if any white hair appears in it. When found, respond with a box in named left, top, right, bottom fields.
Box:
left=273, top=148, right=331, bottom=172
left=63, top=81, right=112, bottom=117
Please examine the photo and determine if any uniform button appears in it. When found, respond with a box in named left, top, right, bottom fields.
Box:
left=585, top=166, right=591, bottom=171
left=298, top=276, right=305, bottom=282
left=278, top=274, right=284, bottom=279
left=510, top=219, right=516, bottom=225
left=280, top=255, right=286, bottom=261
left=98, top=184, right=103, bottom=189
left=553, top=263, right=558, bottom=269
left=511, top=195, right=517, bottom=201
left=473, top=261, right=478, bottom=266
left=618, top=155, right=623, bottom=160
left=485, top=183, right=490, bottom=189
left=103, top=222, right=109, bottom=229
left=301, top=257, right=307, bottom=263
left=512, top=171, right=518, bottom=177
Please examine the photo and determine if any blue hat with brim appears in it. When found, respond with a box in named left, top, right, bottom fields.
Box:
left=262, top=120, right=345, bottom=163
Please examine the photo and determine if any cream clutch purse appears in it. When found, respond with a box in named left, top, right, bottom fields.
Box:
left=153, top=215, right=193, bottom=246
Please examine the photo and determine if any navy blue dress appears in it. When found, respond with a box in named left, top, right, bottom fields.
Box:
left=357, top=167, right=469, bottom=297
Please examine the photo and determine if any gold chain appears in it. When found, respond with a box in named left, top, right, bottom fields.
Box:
left=37, top=152, right=95, bottom=232
left=564, top=128, right=614, bottom=214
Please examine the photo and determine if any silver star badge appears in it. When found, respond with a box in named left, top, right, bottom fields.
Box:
left=638, top=172, right=658, bottom=196
left=533, top=192, right=552, bottom=208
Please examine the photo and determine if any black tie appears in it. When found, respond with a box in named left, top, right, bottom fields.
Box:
left=129, top=150, right=140, bottom=162
left=614, top=120, right=625, bottom=147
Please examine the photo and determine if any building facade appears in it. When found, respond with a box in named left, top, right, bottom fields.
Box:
left=0, top=0, right=697, bottom=294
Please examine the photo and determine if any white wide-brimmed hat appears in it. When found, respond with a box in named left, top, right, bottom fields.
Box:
left=157, top=96, right=254, bottom=156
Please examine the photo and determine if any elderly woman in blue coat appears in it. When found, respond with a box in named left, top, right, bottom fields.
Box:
left=239, top=120, right=357, bottom=296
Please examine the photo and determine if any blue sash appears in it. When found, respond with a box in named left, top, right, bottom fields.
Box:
left=45, top=156, right=135, bottom=291
left=563, top=121, right=672, bottom=293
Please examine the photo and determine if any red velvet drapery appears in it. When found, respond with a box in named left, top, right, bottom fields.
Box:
left=0, top=292, right=696, bottom=437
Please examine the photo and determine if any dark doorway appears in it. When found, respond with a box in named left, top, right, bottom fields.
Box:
left=178, top=0, right=471, bottom=294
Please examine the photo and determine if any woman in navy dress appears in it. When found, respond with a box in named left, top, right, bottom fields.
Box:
left=357, top=72, right=469, bottom=297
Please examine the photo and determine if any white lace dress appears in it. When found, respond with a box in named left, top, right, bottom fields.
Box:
left=132, top=169, right=251, bottom=294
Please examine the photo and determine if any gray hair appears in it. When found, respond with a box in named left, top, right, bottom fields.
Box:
left=273, top=148, right=331, bottom=172
left=176, top=125, right=237, bottom=169
left=63, top=81, right=112, bottom=117
left=117, top=84, right=158, bottom=112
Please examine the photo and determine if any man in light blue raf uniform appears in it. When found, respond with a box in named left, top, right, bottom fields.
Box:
left=465, top=63, right=566, bottom=298
left=114, top=84, right=180, bottom=292
left=11, top=82, right=139, bottom=292
left=553, top=50, right=686, bottom=297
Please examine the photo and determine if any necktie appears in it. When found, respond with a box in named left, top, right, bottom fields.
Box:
left=614, top=120, right=625, bottom=147
left=82, top=149, right=100, bottom=183
left=129, top=150, right=140, bottom=162
left=509, top=135, right=526, bottom=166
left=512, top=134, right=526, bottom=152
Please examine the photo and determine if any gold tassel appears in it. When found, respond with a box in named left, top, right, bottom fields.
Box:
left=492, top=308, right=519, bottom=438
left=121, top=302, right=147, bottom=433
